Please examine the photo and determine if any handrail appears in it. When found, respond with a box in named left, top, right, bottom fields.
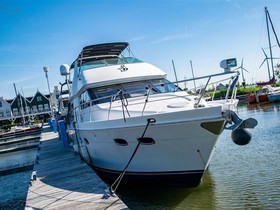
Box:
left=108, top=90, right=122, bottom=120
left=171, top=70, right=238, bottom=86
left=142, top=86, right=152, bottom=115
left=195, top=76, right=211, bottom=107
left=74, top=70, right=239, bottom=122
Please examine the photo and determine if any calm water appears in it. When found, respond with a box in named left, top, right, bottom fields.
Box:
left=116, top=102, right=280, bottom=209
left=0, top=170, right=32, bottom=209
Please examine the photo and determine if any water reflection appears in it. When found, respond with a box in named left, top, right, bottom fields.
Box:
left=210, top=102, right=280, bottom=209
left=245, top=101, right=280, bottom=113
left=116, top=171, right=216, bottom=209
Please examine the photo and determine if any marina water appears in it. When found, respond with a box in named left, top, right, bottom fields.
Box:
left=116, top=102, right=280, bottom=209
left=0, top=170, right=32, bottom=209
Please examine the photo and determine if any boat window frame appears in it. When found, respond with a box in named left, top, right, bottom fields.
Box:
left=78, top=79, right=181, bottom=108
left=80, top=56, right=143, bottom=71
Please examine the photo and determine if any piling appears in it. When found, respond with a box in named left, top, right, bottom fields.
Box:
left=25, top=124, right=128, bottom=210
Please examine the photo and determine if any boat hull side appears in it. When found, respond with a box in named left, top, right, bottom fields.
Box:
left=75, top=117, right=225, bottom=187
left=90, top=164, right=204, bottom=187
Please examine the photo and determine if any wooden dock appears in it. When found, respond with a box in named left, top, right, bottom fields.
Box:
left=25, top=125, right=128, bottom=210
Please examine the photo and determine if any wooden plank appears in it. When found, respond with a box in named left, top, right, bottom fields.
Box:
left=25, top=125, right=128, bottom=210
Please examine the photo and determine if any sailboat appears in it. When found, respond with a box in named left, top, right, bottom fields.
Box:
left=246, top=7, right=279, bottom=104
left=256, top=7, right=280, bottom=86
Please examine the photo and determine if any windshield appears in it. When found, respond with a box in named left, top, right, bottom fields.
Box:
left=81, top=57, right=143, bottom=71
left=85, top=79, right=181, bottom=105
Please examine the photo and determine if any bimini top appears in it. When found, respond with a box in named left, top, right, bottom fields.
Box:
left=71, top=42, right=129, bottom=68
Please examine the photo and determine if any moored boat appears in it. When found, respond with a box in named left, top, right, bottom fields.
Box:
left=268, top=87, right=280, bottom=102
left=246, top=88, right=269, bottom=104
left=246, top=85, right=280, bottom=104
left=60, top=42, right=257, bottom=189
left=256, top=7, right=280, bottom=86
left=268, top=93, right=280, bottom=102
left=0, top=124, right=42, bottom=139
left=0, top=127, right=42, bottom=175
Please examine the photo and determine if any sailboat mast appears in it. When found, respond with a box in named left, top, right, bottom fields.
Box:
left=21, top=86, right=30, bottom=122
left=13, top=83, right=26, bottom=125
left=265, top=7, right=274, bottom=78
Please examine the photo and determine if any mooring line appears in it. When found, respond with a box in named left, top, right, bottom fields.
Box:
left=108, top=118, right=156, bottom=196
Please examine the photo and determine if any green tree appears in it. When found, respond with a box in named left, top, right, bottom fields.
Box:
left=275, top=63, right=280, bottom=80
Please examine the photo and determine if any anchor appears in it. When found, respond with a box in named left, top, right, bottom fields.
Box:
left=223, top=110, right=258, bottom=145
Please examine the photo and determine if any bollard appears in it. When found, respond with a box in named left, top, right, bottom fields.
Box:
left=52, top=119, right=57, bottom=133
left=48, top=118, right=52, bottom=127
left=58, top=120, right=69, bottom=148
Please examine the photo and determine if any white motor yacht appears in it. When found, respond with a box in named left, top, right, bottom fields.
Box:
left=61, top=42, right=257, bottom=189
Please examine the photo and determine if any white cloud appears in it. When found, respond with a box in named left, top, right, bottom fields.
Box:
left=150, top=32, right=192, bottom=45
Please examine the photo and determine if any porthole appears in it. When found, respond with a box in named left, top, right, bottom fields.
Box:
left=114, top=138, right=128, bottom=146
left=137, top=137, right=155, bottom=145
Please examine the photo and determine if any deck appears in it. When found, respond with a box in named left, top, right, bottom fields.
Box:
left=25, top=125, right=128, bottom=210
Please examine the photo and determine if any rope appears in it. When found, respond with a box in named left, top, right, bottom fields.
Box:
left=109, top=118, right=156, bottom=196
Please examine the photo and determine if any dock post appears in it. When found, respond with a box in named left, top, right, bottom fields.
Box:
left=48, top=118, right=52, bottom=127
left=58, top=120, right=69, bottom=148
left=52, top=118, right=57, bottom=133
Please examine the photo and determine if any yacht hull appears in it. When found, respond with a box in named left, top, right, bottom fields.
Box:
left=91, top=165, right=204, bottom=187
left=76, top=111, right=225, bottom=187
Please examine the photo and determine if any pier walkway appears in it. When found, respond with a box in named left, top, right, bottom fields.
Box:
left=25, top=125, right=128, bottom=210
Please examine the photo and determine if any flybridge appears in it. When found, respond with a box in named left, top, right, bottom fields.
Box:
left=81, top=42, right=129, bottom=57
left=71, top=42, right=129, bottom=68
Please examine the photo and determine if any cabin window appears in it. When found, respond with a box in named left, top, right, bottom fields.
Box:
left=81, top=57, right=143, bottom=71
left=79, top=90, right=92, bottom=109
left=0, top=112, right=3, bottom=117
left=88, top=85, right=120, bottom=104
left=103, top=57, right=120, bottom=65
left=81, top=60, right=107, bottom=71
left=85, top=79, right=180, bottom=105
left=122, top=81, right=152, bottom=97
left=150, top=79, right=180, bottom=93
left=37, top=96, right=42, bottom=102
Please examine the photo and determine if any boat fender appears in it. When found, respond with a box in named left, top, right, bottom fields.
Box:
left=31, top=171, right=37, bottom=181
left=231, top=128, right=252, bottom=145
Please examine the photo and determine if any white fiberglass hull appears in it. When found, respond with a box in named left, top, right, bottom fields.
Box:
left=75, top=107, right=225, bottom=187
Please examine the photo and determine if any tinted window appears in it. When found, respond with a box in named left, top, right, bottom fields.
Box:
left=86, top=79, right=180, bottom=105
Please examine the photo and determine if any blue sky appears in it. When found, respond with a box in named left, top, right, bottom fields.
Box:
left=1, top=0, right=280, bottom=99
